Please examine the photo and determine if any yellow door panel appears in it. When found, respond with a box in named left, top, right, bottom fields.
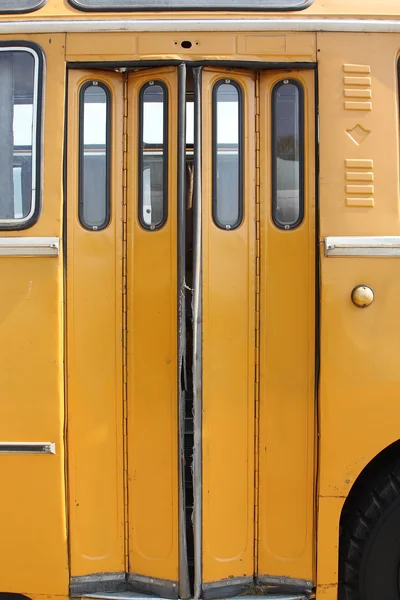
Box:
left=201, top=68, right=256, bottom=587
left=0, top=34, right=68, bottom=596
left=67, top=70, right=125, bottom=580
left=127, top=67, right=179, bottom=588
left=258, top=70, right=316, bottom=587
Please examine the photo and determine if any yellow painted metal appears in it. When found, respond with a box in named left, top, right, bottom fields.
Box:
left=126, top=67, right=179, bottom=583
left=201, top=67, right=256, bottom=584
left=316, top=32, right=400, bottom=597
left=258, top=70, right=316, bottom=585
left=66, top=70, right=125, bottom=577
left=0, top=34, right=69, bottom=595
left=65, top=32, right=316, bottom=64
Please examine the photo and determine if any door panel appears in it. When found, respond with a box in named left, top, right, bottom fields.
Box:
left=258, top=70, right=316, bottom=587
left=66, top=64, right=315, bottom=599
left=201, top=68, right=256, bottom=589
left=126, top=67, right=179, bottom=590
left=67, top=70, right=125, bottom=579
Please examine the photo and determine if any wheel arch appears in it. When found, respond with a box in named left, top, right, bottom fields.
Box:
left=340, top=439, right=400, bottom=529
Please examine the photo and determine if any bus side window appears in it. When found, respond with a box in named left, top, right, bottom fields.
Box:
left=79, top=81, right=111, bottom=231
left=272, top=79, right=304, bottom=230
left=212, top=79, right=243, bottom=230
left=139, top=82, right=168, bottom=230
left=0, top=46, right=42, bottom=228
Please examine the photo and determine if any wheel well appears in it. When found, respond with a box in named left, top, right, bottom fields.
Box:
left=0, top=592, right=31, bottom=600
left=340, top=439, right=400, bottom=528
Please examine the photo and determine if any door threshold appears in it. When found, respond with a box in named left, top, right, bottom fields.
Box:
left=77, top=594, right=308, bottom=600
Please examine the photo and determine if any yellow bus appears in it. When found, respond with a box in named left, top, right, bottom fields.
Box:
left=0, top=1, right=399, bottom=600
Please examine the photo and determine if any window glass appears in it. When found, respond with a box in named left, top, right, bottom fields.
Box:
left=79, top=82, right=110, bottom=230
left=0, top=48, right=40, bottom=226
left=272, top=80, right=304, bottom=229
left=212, top=80, right=242, bottom=230
left=68, top=0, right=311, bottom=11
left=0, top=0, right=45, bottom=13
left=139, top=82, right=167, bottom=229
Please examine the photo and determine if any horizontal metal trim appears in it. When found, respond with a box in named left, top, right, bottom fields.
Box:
left=0, top=442, right=55, bottom=454
left=325, top=236, right=400, bottom=257
left=81, top=596, right=306, bottom=600
left=202, top=576, right=253, bottom=600
left=70, top=573, right=126, bottom=595
left=257, top=574, right=312, bottom=594
left=127, top=574, right=178, bottom=599
left=0, top=236, right=59, bottom=256
left=81, top=594, right=169, bottom=600
left=2, top=18, right=400, bottom=34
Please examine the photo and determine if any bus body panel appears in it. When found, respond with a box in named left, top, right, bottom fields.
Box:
left=0, top=33, right=69, bottom=595
left=317, top=31, right=400, bottom=597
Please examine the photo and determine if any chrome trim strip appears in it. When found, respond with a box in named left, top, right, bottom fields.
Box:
left=325, top=236, right=400, bottom=257
left=2, top=18, right=400, bottom=34
left=0, top=236, right=60, bottom=256
left=0, top=442, right=55, bottom=454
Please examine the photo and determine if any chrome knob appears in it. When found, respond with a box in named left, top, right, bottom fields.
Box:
left=351, top=285, right=374, bottom=308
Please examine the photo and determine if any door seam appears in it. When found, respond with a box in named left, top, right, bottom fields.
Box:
left=122, top=71, right=129, bottom=572
left=254, top=71, right=261, bottom=581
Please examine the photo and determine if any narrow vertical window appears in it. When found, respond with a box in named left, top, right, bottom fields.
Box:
left=79, top=81, right=111, bottom=230
left=0, top=46, right=42, bottom=228
left=272, top=79, right=304, bottom=229
left=139, top=81, right=168, bottom=230
left=0, top=0, right=46, bottom=12
left=212, top=80, right=243, bottom=230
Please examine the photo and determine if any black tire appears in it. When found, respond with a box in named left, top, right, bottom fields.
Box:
left=339, top=458, right=400, bottom=600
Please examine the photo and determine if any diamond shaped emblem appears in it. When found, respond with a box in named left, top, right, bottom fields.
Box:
left=346, top=124, right=370, bottom=145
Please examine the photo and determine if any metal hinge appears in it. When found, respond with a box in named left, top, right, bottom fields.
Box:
left=122, top=73, right=129, bottom=569
left=254, top=72, right=261, bottom=575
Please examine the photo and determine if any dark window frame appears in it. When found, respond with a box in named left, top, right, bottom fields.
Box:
left=138, top=80, right=168, bottom=231
left=271, top=78, right=304, bottom=230
left=0, top=41, right=44, bottom=230
left=212, top=78, right=243, bottom=231
left=0, top=0, right=46, bottom=14
left=78, top=80, right=112, bottom=231
left=67, top=0, right=312, bottom=12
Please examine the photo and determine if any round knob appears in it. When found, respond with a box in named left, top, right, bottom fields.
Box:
left=351, top=285, right=374, bottom=308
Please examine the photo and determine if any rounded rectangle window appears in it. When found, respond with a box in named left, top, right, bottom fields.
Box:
left=272, top=79, right=304, bottom=230
left=139, top=81, right=168, bottom=230
left=79, top=81, right=111, bottom=231
left=67, top=0, right=313, bottom=11
left=0, top=44, right=43, bottom=229
left=212, top=79, right=243, bottom=230
left=0, top=0, right=46, bottom=13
